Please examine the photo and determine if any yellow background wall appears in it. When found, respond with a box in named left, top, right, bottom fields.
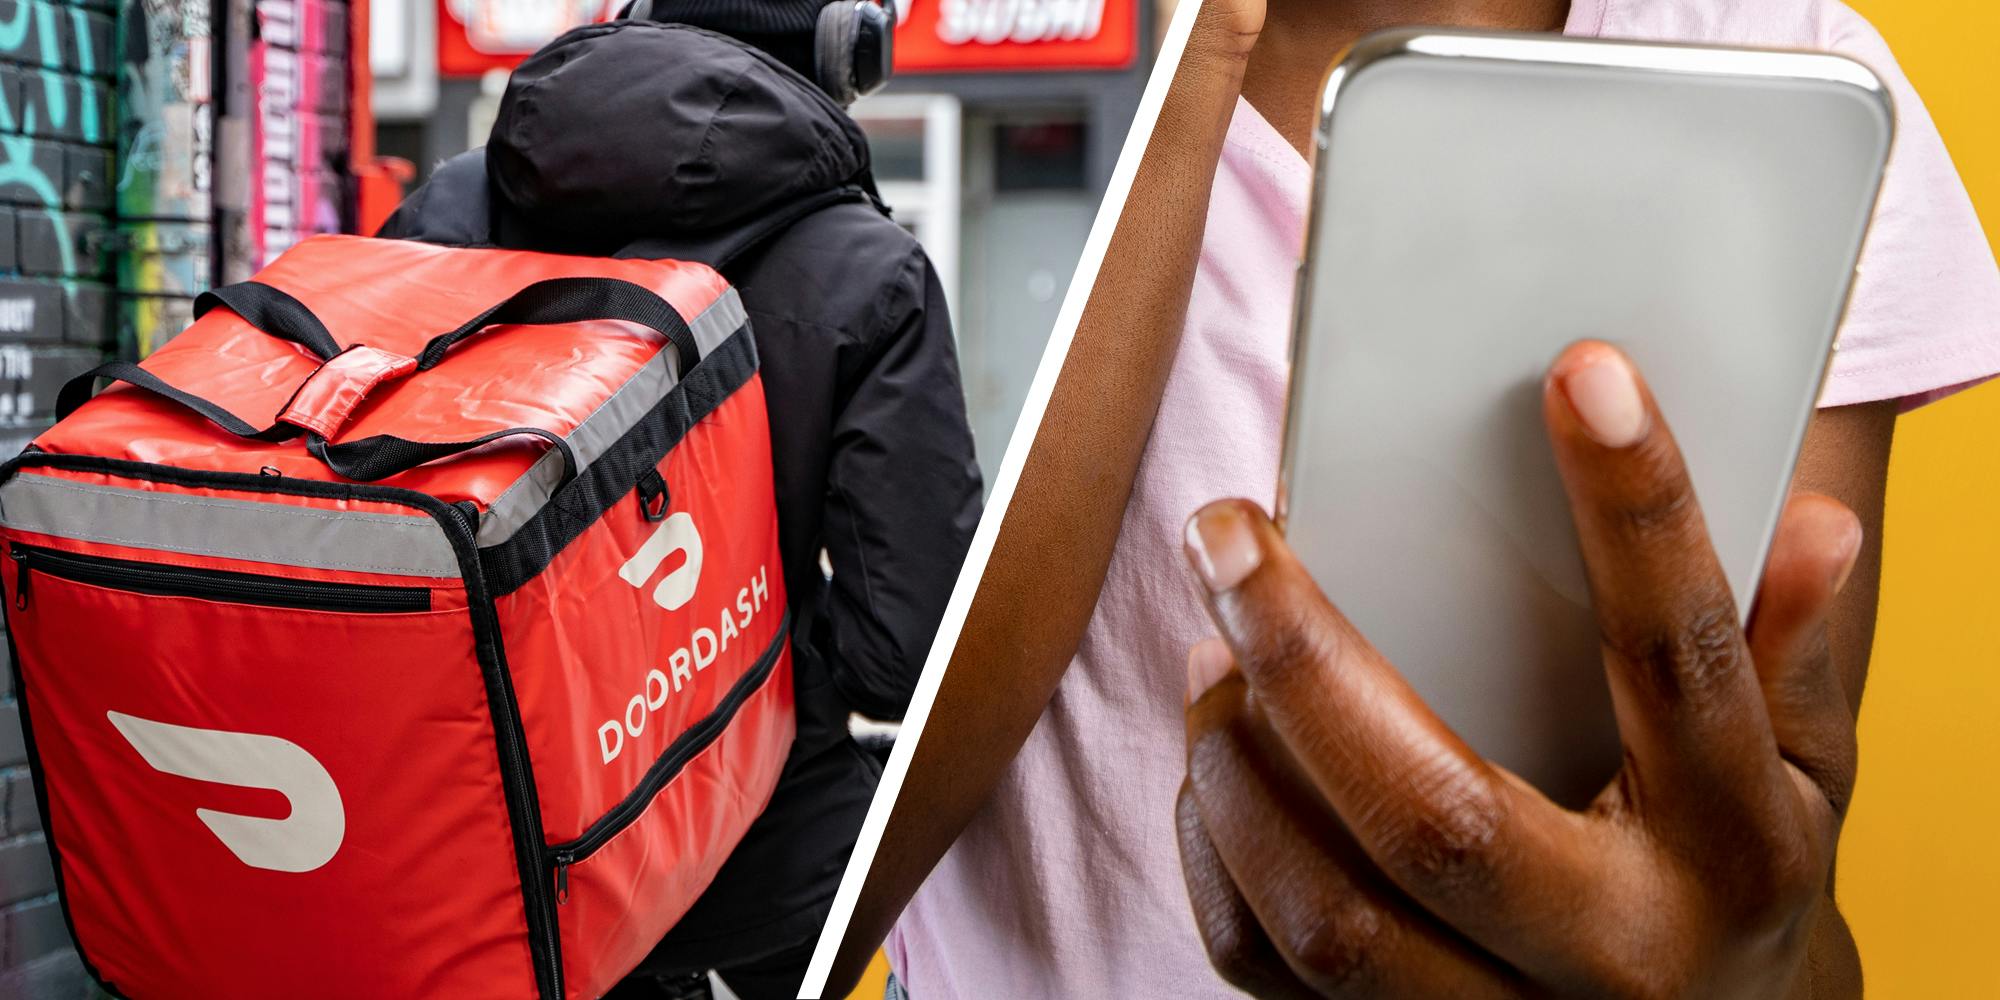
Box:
left=1835, top=1, right=2000, bottom=995
left=846, top=4, right=1997, bottom=997
left=848, top=952, right=892, bottom=999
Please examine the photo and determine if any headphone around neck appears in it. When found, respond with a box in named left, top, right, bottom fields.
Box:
left=625, top=0, right=896, bottom=105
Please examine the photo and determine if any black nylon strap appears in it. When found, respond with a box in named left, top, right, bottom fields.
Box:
left=54, top=362, right=299, bottom=441
left=309, top=427, right=578, bottom=484
left=58, top=362, right=577, bottom=484
left=58, top=280, right=341, bottom=439
left=194, top=281, right=343, bottom=362
left=62, top=278, right=678, bottom=488
left=417, top=277, right=701, bottom=375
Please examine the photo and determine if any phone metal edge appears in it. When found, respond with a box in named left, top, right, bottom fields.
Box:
left=1276, top=29, right=1896, bottom=618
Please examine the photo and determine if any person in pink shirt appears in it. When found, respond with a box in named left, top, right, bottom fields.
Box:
left=828, top=0, right=2000, bottom=996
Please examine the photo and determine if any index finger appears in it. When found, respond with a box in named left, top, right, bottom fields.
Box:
left=1541, top=342, right=1797, bottom=843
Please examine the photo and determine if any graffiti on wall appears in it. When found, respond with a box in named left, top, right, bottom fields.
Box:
left=119, top=0, right=213, bottom=357
left=248, top=0, right=347, bottom=269
left=0, top=0, right=119, bottom=449
left=0, top=0, right=354, bottom=439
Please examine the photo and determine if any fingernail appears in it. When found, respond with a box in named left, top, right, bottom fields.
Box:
left=1186, top=638, right=1233, bottom=705
left=1186, top=503, right=1263, bottom=592
left=1560, top=350, right=1649, bottom=448
left=1832, top=516, right=1864, bottom=594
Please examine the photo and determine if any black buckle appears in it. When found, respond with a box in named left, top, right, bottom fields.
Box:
left=637, top=468, right=669, bottom=522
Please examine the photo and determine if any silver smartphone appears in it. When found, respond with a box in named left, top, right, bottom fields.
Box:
left=1278, top=29, right=1893, bottom=805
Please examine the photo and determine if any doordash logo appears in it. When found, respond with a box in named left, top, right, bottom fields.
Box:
left=618, top=511, right=703, bottom=611
left=106, top=711, right=346, bottom=873
left=602, top=512, right=773, bottom=765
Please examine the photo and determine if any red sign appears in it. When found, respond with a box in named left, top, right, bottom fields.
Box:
left=894, top=0, right=1138, bottom=73
left=436, top=0, right=1138, bottom=78
left=437, top=0, right=618, bottom=77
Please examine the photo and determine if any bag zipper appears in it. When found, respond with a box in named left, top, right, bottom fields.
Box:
left=434, top=501, right=564, bottom=1000
left=635, top=468, right=669, bottom=522
left=8, top=543, right=431, bottom=614
left=548, top=613, right=790, bottom=900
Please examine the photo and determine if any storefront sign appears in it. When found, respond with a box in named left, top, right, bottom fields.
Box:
left=895, top=0, right=1137, bottom=72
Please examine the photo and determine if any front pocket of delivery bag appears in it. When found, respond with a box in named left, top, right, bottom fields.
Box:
left=546, top=621, right=793, bottom=999
left=2, top=540, right=538, bottom=999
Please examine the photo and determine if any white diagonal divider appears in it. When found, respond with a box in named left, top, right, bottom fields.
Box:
left=798, top=1, right=1211, bottom=993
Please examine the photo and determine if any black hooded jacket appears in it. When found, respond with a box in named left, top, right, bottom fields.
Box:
left=379, top=21, right=982, bottom=970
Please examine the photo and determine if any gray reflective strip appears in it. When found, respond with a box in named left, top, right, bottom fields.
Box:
left=0, top=474, right=461, bottom=578
left=476, top=288, right=750, bottom=547
left=690, top=288, right=748, bottom=358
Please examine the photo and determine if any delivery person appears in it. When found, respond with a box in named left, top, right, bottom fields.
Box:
left=377, top=3, right=982, bottom=996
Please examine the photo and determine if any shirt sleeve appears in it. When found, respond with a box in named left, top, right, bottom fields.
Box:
left=1817, top=6, right=2000, bottom=409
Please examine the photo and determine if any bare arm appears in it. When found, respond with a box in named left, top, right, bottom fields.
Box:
left=822, top=7, right=1266, bottom=988
left=1788, top=399, right=1896, bottom=999
left=1793, top=401, right=1894, bottom=708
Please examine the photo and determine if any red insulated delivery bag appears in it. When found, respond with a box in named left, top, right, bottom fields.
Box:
left=0, top=235, right=795, bottom=998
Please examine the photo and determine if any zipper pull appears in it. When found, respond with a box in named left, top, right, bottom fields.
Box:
left=10, top=547, right=29, bottom=611
left=452, top=500, right=481, bottom=537
left=636, top=469, right=669, bottom=523
left=554, top=851, right=573, bottom=905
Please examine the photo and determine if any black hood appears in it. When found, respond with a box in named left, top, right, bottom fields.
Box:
left=488, top=20, right=874, bottom=239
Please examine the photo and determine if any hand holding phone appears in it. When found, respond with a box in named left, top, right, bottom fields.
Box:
left=1180, top=341, right=1861, bottom=998
left=1280, top=30, right=1891, bottom=801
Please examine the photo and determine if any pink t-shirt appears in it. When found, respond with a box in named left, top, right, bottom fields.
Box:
left=889, top=1, right=2000, bottom=995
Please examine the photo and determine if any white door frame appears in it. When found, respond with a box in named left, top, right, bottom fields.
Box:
left=849, top=93, right=964, bottom=320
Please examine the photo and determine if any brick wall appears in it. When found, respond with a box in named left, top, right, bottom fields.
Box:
left=0, top=0, right=119, bottom=455
left=0, top=0, right=118, bottom=991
